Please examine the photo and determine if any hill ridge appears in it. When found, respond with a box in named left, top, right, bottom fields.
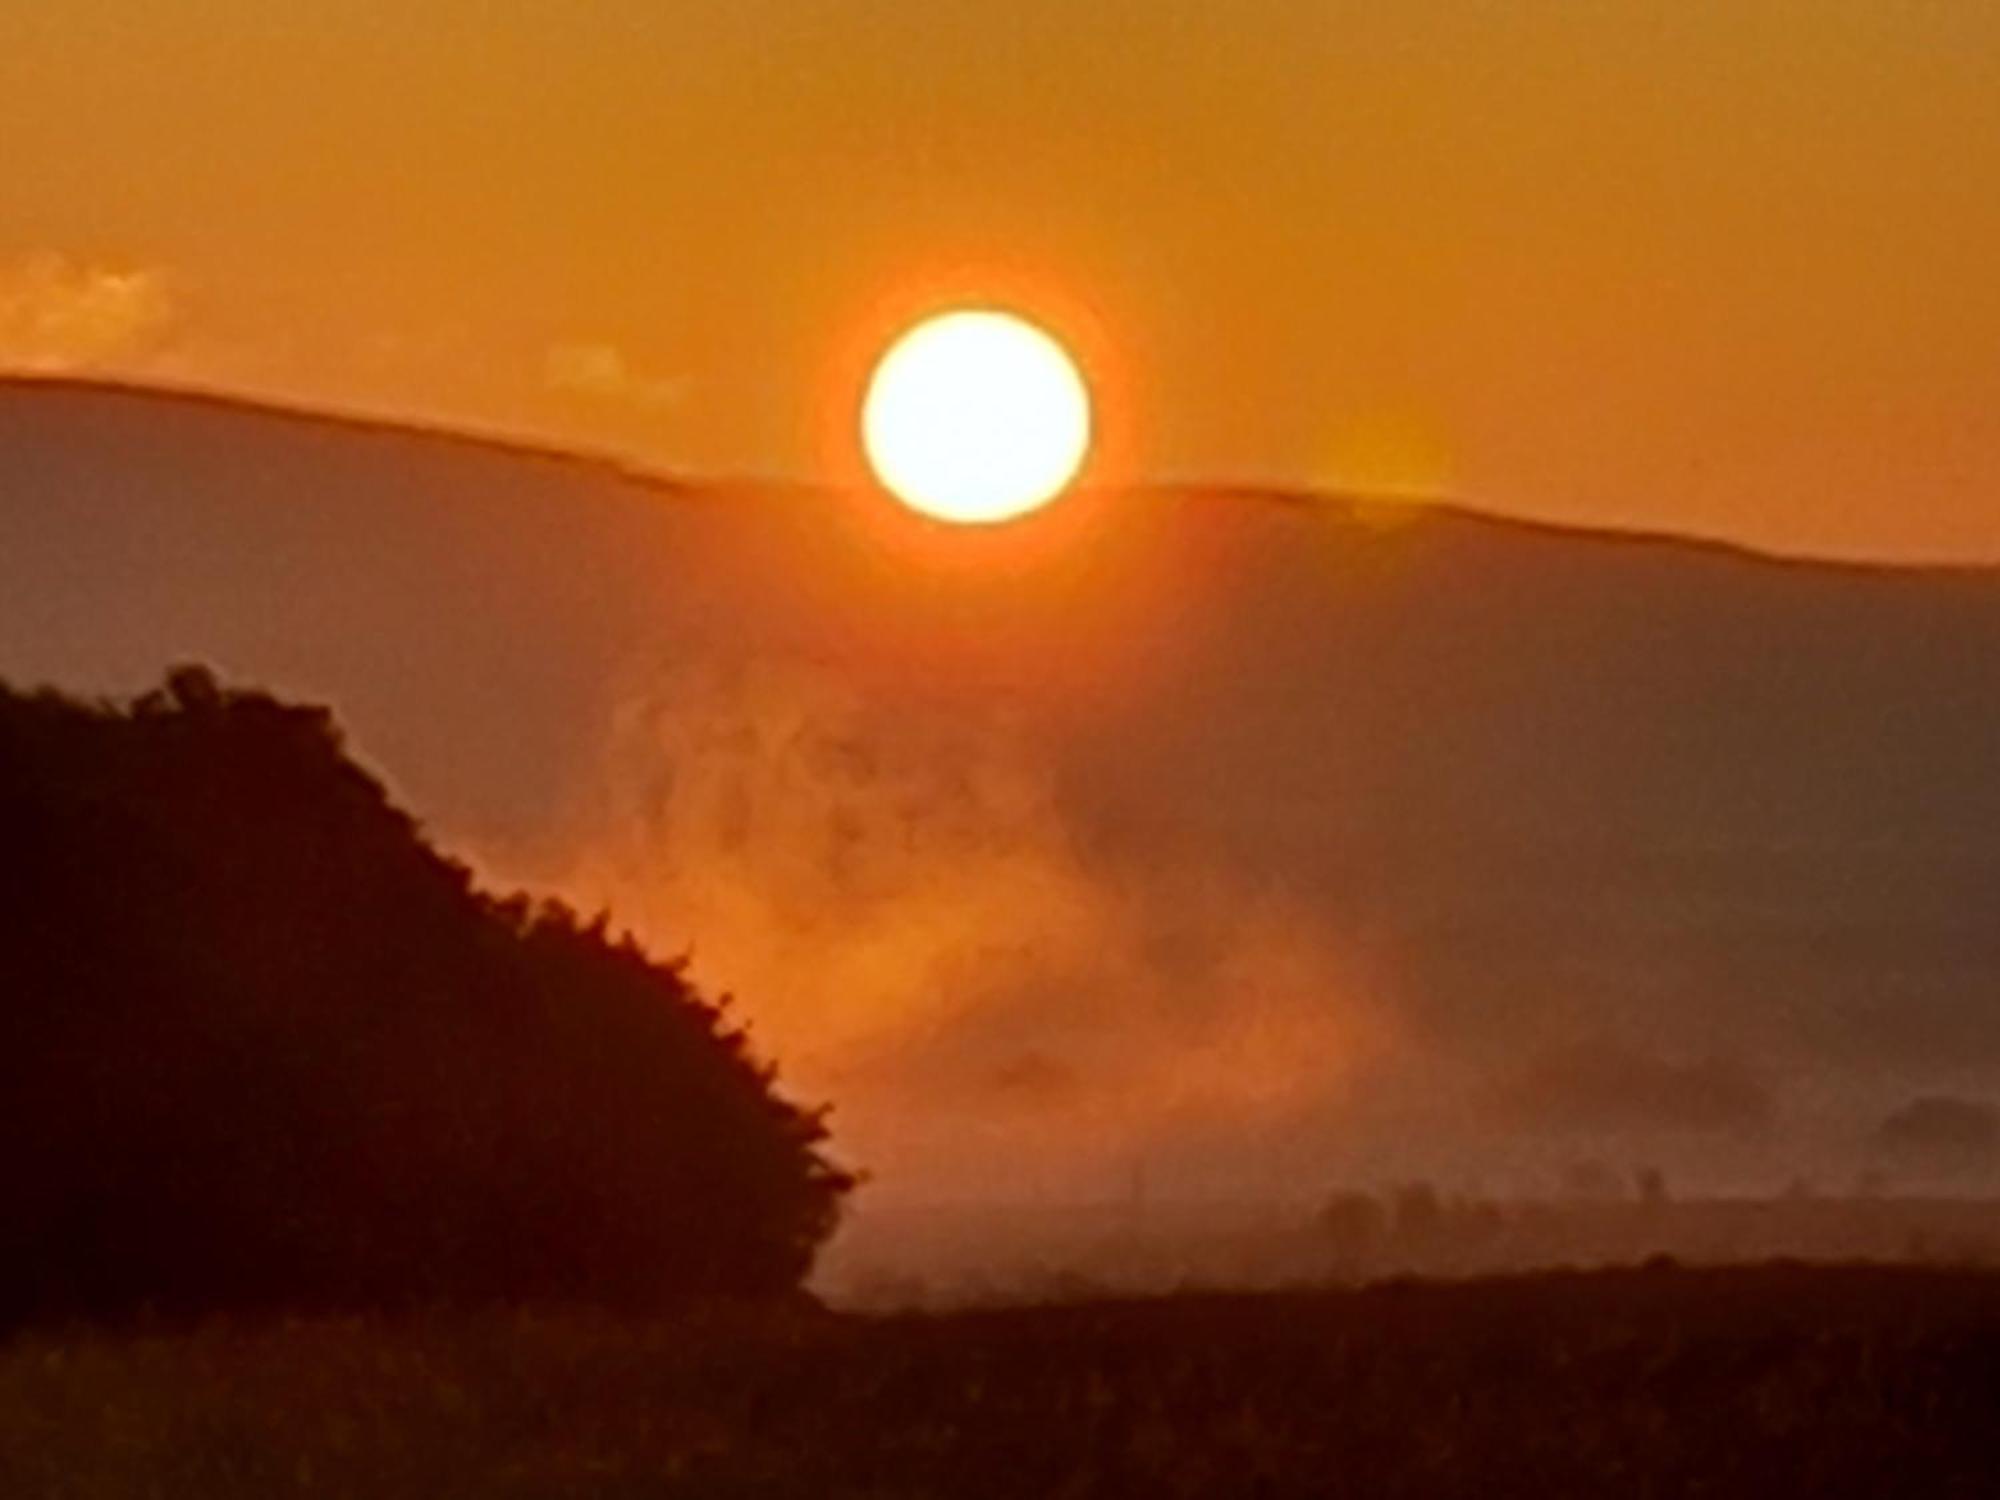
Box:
left=6, top=374, right=1990, bottom=579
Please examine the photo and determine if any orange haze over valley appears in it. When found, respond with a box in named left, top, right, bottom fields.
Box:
left=5, top=382, right=1999, bottom=1291
left=7, top=1, right=2000, bottom=1296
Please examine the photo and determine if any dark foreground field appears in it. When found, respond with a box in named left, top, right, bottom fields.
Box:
left=5, top=1265, right=1999, bottom=1499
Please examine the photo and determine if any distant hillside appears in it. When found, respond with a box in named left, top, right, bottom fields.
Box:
left=4, top=377, right=1998, bottom=1202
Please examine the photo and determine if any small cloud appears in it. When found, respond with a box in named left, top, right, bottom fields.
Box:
left=987, top=1050, right=1079, bottom=1103
left=543, top=341, right=687, bottom=408
left=0, top=252, right=178, bottom=374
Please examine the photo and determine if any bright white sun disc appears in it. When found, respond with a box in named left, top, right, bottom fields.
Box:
left=862, top=310, right=1092, bottom=525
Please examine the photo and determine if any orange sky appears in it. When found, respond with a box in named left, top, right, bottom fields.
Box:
left=4, top=0, right=1997, bottom=560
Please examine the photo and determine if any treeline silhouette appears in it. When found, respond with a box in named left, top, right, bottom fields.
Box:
left=0, top=668, right=852, bottom=1327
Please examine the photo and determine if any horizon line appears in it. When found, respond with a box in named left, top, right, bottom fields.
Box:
left=5, top=371, right=1996, bottom=580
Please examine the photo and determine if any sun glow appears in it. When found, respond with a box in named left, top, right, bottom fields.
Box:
left=862, top=310, right=1092, bottom=525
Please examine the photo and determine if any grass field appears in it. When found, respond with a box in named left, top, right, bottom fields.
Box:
left=5, top=1265, right=1999, bottom=1498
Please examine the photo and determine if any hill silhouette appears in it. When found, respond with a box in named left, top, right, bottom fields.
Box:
left=0, top=667, right=851, bottom=1326
left=4, top=377, right=2000, bottom=1209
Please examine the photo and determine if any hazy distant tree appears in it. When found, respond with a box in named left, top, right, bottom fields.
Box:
left=0, top=669, right=853, bottom=1327
left=1636, top=1167, right=1669, bottom=1207
left=1390, top=1182, right=1443, bottom=1242
left=1561, top=1161, right=1623, bottom=1202
left=1319, top=1190, right=1385, bottom=1267
left=1876, top=1097, right=2000, bottom=1171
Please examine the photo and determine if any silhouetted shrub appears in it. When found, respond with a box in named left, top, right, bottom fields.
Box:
left=0, top=669, right=852, bottom=1326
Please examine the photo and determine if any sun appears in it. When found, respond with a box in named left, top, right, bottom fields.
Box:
left=862, top=310, right=1092, bottom=525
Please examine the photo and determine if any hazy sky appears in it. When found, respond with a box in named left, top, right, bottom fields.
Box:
left=4, top=1, right=1998, bottom=559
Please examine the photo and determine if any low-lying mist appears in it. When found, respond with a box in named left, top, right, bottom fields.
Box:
left=481, top=642, right=2000, bottom=1298
left=495, top=655, right=1382, bottom=1207
left=8, top=384, right=2000, bottom=1298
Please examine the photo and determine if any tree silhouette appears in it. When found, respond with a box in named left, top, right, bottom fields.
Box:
left=0, top=668, right=852, bottom=1326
